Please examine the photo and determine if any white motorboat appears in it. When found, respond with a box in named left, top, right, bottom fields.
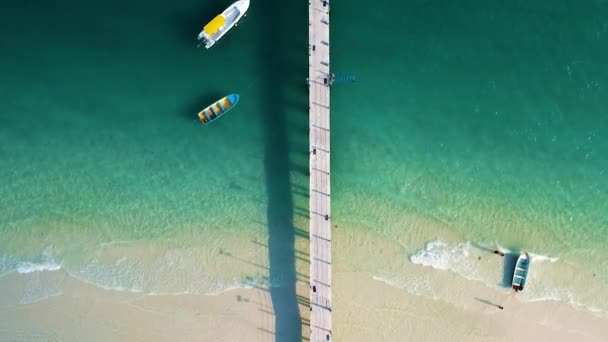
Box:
left=197, top=0, right=250, bottom=49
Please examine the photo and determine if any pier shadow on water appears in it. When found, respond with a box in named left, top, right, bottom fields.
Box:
left=255, top=0, right=308, bottom=340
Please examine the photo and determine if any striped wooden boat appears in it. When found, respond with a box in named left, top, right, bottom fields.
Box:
left=512, top=251, right=530, bottom=291
left=197, top=94, right=239, bottom=125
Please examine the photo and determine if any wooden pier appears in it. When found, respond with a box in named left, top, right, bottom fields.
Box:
left=308, top=0, right=332, bottom=341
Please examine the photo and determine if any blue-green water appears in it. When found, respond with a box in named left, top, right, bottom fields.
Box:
left=1, top=0, right=607, bottom=322
left=333, top=1, right=608, bottom=247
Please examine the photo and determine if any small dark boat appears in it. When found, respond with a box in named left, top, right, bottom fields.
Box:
left=512, top=251, right=530, bottom=292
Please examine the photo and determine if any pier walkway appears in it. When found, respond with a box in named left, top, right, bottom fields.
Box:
left=308, top=0, right=332, bottom=341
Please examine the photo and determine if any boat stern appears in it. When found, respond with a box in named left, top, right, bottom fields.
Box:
left=197, top=32, right=215, bottom=49
left=198, top=110, right=209, bottom=124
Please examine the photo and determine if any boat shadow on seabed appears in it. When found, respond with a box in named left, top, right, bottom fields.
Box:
left=472, top=242, right=520, bottom=289
left=500, top=252, right=520, bottom=288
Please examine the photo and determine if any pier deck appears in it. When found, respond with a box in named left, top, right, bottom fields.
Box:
left=308, top=0, right=331, bottom=341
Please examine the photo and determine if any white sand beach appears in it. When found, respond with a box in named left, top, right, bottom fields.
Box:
left=1, top=267, right=606, bottom=342
left=334, top=271, right=608, bottom=342
left=1, top=219, right=607, bottom=342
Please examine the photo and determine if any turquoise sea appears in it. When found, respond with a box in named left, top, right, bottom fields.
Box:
left=1, top=0, right=608, bottom=335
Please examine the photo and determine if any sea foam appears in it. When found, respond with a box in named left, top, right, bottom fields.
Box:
left=405, top=239, right=606, bottom=314
left=16, top=261, right=62, bottom=274
left=410, top=239, right=558, bottom=276
left=409, top=239, right=485, bottom=282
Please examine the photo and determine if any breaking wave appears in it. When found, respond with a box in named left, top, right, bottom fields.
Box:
left=404, top=239, right=607, bottom=316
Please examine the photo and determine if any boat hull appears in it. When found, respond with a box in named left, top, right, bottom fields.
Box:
left=198, top=94, right=240, bottom=125
left=197, top=0, right=250, bottom=49
left=512, top=252, right=530, bottom=291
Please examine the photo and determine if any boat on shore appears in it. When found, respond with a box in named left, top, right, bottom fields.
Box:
left=198, top=94, right=240, bottom=124
left=512, top=251, right=530, bottom=292
left=197, top=0, right=250, bottom=49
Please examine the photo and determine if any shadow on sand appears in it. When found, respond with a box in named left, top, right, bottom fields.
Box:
left=474, top=297, right=503, bottom=309
left=255, top=0, right=308, bottom=340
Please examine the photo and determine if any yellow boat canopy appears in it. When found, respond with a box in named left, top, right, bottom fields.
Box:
left=203, top=15, right=226, bottom=35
